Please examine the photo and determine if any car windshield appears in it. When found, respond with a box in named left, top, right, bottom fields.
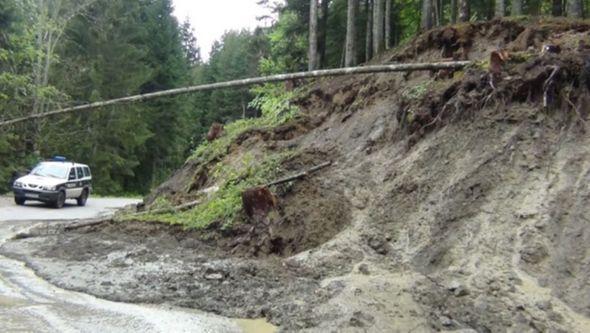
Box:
left=31, top=163, right=69, bottom=179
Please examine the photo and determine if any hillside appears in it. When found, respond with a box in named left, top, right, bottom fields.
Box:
left=3, top=18, right=590, bottom=332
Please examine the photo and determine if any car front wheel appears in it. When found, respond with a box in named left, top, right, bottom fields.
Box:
left=54, top=190, right=66, bottom=209
left=14, top=197, right=25, bottom=206
left=77, top=189, right=89, bottom=206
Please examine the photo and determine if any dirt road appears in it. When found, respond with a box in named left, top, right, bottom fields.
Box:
left=0, top=195, right=271, bottom=333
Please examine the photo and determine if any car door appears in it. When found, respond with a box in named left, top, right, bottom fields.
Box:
left=66, top=167, right=79, bottom=198
left=76, top=167, right=86, bottom=195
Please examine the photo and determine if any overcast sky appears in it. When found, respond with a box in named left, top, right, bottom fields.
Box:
left=172, top=0, right=273, bottom=61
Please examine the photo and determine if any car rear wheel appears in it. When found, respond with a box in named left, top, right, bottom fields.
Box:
left=14, top=197, right=25, bottom=206
left=77, top=189, right=89, bottom=206
left=54, top=190, right=66, bottom=209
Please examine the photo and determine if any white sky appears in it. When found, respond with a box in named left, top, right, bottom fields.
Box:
left=172, top=0, right=274, bottom=61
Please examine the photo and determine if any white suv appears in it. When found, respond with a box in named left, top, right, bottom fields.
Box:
left=12, top=158, right=92, bottom=208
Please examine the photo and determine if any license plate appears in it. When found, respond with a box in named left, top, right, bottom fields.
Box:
left=25, top=193, right=39, bottom=198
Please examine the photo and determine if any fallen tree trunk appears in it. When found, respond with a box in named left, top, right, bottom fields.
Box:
left=14, top=218, right=111, bottom=239
left=133, top=199, right=200, bottom=216
left=266, top=161, right=332, bottom=187
left=0, top=61, right=471, bottom=127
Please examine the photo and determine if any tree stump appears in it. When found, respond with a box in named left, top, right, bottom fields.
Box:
left=242, top=186, right=278, bottom=222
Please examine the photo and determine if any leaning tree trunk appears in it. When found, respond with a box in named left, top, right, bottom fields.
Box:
left=567, top=0, right=583, bottom=18
left=372, top=0, right=384, bottom=56
left=495, top=0, right=505, bottom=17
left=421, top=0, right=433, bottom=30
left=512, top=0, right=523, bottom=16
left=365, top=0, right=373, bottom=61
left=385, top=0, right=391, bottom=49
left=458, top=0, right=470, bottom=22
left=0, top=61, right=473, bottom=127
left=552, top=0, right=563, bottom=16
left=309, top=0, right=319, bottom=71
left=345, top=0, right=358, bottom=66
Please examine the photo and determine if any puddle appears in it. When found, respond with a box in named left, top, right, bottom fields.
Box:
left=236, top=318, right=277, bottom=333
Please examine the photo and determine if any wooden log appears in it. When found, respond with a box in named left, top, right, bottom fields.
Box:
left=133, top=199, right=200, bottom=216
left=265, top=161, right=332, bottom=187
left=63, top=218, right=111, bottom=231
left=0, top=61, right=471, bottom=127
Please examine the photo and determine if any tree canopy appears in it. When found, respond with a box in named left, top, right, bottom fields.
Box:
left=1, top=0, right=589, bottom=194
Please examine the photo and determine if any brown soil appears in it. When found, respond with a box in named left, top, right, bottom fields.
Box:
left=2, top=18, right=590, bottom=332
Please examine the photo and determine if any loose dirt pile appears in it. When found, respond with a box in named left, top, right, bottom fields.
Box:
left=3, top=18, right=590, bottom=332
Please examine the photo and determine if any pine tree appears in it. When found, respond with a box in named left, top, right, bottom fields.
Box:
left=365, top=0, right=372, bottom=60
left=421, top=0, right=433, bottom=30
left=345, top=0, right=358, bottom=67
left=309, top=0, right=319, bottom=70
left=567, top=0, right=583, bottom=18
left=495, top=0, right=505, bottom=17
left=458, top=0, right=470, bottom=22
left=512, top=0, right=523, bottom=16
left=180, top=19, right=202, bottom=66
left=552, top=0, right=563, bottom=16
left=372, top=0, right=384, bottom=55
left=385, top=0, right=391, bottom=49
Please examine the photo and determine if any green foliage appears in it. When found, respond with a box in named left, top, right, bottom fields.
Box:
left=250, top=84, right=301, bottom=124
left=0, top=0, right=45, bottom=193
left=260, top=10, right=308, bottom=74
left=190, top=83, right=301, bottom=164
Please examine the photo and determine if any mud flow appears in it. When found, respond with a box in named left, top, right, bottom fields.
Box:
left=3, top=19, right=590, bottom=332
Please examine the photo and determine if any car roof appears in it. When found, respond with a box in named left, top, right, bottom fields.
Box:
left=39, top=161, right=90, bottom=168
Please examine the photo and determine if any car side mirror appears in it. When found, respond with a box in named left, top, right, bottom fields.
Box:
left=69, top=175, right=76, bottom=180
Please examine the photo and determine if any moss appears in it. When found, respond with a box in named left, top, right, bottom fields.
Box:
left=508, top=51, right=535, bottom=63
left=402, top=80, right=432, bottom=100
left=150, top=196, right=174, bottom=211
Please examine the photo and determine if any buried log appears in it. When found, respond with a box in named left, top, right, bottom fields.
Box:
left=133, top=199, right=201, bottom=216
left=0, top=62, right=470, bottom=127
left=265, top=161, right=332, bottom=187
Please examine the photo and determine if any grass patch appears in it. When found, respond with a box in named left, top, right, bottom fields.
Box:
left=134, top=151, right=292, bottom=229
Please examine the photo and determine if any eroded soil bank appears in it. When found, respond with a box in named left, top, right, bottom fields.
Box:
left=2, top=19, right=590, bottom=332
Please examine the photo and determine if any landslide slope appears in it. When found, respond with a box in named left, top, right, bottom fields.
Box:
left=4, top=18, right=590, bottom=332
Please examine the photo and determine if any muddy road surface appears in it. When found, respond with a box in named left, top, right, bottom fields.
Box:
left=0, top=196, right=140, bottom=221
left=0, top=196, right=271, bottom=333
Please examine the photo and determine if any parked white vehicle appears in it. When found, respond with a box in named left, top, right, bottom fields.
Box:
left=12, top=157, right=92, bottom=208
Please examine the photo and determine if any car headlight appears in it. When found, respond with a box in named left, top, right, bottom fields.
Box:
left=42, top=185, right=56, bottom=191
left=13, top=181, right=23, bottom=188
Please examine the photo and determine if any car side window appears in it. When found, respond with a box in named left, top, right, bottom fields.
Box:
left=77, top=167, right=84, bottom=179
left=83, top=167, right=90, bottom=177
left=68, top=168, right=77, bottom=180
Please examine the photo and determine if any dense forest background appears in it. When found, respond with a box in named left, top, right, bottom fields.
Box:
left=1, top=0, right=589, bottom=195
